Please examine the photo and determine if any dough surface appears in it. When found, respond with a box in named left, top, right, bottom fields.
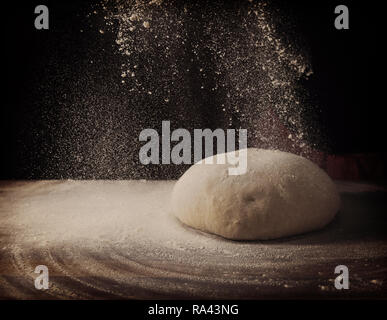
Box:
left=171, top=148, right=340, bottom=240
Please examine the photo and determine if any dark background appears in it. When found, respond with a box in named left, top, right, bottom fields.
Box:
left=1, top=0, right=382, bottom=179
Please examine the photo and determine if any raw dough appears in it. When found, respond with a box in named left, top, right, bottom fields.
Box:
left=171, top=148, right=340, bottom=240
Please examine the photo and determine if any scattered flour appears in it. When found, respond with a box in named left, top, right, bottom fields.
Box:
left=0, top=180, right=386, bottom=298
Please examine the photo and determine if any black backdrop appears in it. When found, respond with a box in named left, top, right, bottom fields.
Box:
left=1, top=0, right=382, bottom=179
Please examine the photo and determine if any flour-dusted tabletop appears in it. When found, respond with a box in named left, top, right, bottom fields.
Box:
left=0, top=180, right=386, bottom=299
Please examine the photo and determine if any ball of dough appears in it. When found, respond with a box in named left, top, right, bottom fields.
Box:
left=171, top=148, right=340, bottom=240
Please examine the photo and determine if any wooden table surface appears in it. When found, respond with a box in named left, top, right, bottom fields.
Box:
left=0, top=180, right=386, bottom=299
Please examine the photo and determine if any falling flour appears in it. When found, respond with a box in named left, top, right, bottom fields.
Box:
left=100, top=0, right=322, bottom=156
left=21, top=0, right=326, bottom=179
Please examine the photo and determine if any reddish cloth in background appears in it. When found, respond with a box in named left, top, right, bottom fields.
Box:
left=310, top=152, right=387, bottom=181
left=264, top=111, right=386, bottom=181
